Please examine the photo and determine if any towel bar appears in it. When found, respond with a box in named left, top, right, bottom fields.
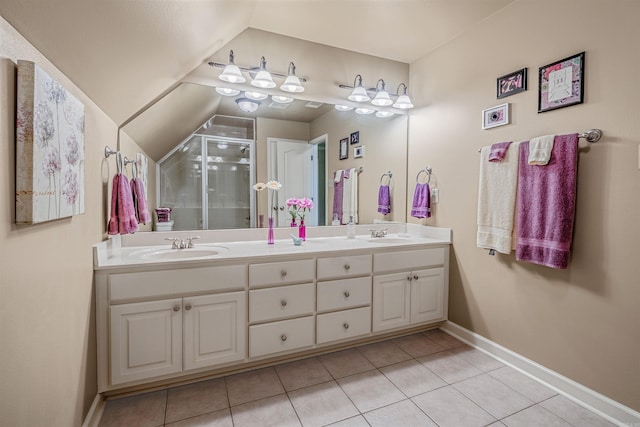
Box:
left=477, top=129, right=602, bottom=152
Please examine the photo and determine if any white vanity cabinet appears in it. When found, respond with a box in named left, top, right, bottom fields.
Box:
left=372, top=248, right=448, bottom=333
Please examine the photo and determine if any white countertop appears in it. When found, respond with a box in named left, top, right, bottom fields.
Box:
left=94, top=223, right=451, bottom=271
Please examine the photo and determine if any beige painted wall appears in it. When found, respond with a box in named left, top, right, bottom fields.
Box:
left=408, top=0, right=640, bottom=411
left=0, top=15, right=111, bottom=425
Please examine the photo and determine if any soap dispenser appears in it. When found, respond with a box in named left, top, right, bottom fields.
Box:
left=347, top=216, right=356, bottom=239
left=332, top=213, right=340, bottom=226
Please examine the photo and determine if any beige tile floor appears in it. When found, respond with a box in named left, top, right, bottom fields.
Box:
left=99, top=329, right=616, bottom=427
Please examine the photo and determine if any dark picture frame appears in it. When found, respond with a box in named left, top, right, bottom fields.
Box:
left=538, top=51, right=585, bottom=113
left=497, top=68, right=527, bottom=98
left=350, top=131, right=360, bottom=145
left=339, top=138, right=349, bottom=160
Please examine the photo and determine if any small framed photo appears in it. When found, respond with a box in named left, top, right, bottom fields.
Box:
left=354, top=146, right=365, bottom=158
left=482, top=103, right=510, bottom=129
left=538, top=51, right=585, bottom=113
left=339, top=138, right=349, bottom=160
left=350, top=131, right=360, bottom=145
left=497, top=68, right=527, bottom=98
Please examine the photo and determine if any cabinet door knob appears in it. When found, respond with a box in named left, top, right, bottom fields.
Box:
left=281, top=299, right=288, bottom=307
left=344, top=264, right=350, bottom=271
left=173, top=305, right=180, bottom=312
left=413, top=275, right=419, bottom=281
left=184, top=303, right=192, bottom=311
left=344, top=291, right=350, bottom=298
left=407, top=276, right=412, bottom=282
left=343, top=322, right=350, bottom=330
left=281, top=334, right=287, bottom=342
left=281, top=270, right=287, bottom=278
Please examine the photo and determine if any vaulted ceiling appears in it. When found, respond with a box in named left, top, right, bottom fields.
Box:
left=0, top=0, right=514, bottom=127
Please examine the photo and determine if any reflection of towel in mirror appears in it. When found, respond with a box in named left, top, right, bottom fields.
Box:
left=342, top=168, right=359, bottom=224
left=108, top=173, right=138, bottom=235
left=410, top=183, right=431, bottom=218
left=333, top=170, right=344, bottom=223
left=377, top=185, right=391, bottom=215
left=130, top=177, right=151, bottom=224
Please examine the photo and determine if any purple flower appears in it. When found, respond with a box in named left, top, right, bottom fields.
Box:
left=65, top=134, right=80, bottom=165
left=63, top=167, right=79, bottom=205
left=42, top=146, right=61, bottom=177
left=34, top=100, right=55, bottom=148
left=45, top=77, right=67, bottom=104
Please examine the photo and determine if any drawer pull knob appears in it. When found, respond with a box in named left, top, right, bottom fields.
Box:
left=281, top=334, right=287, bottom=342
left=184, top=303, right=192, bottom=311
left=413, top=275, right=419, bottom=280
left=173, top=305, right=180, bottom=312
left=343, top=322, right=350, bottom=330
left=344, top=291, right=350, bottom=298
left=344, top=264, right=350, bottom=271
left=281, top=299, right=288, bottom=307
left=281, top=270, right=287, bottom=278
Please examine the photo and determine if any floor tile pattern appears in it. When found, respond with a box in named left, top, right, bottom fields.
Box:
left=99, top=329, right=616, bottom=427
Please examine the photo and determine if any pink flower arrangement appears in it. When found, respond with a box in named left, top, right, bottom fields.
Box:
left=285, top=197, right=314, bottom=221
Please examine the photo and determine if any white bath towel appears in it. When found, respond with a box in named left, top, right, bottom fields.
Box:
left=528, top=134, right=555, bottom=165
left=342, top=168, right=359, bottom=224
left=334, top=169, right=343, bottom=183
left=477, top=143, right=519, bottom=254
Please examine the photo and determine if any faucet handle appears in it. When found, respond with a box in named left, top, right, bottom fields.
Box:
left=165, top=237, right=180, bottom=249
left=186, top=236, right=200, bottom=248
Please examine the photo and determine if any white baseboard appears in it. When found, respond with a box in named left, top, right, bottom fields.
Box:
left=440, top=321, right=640, bottom=427
left=81, top=394, right=105, bottom=427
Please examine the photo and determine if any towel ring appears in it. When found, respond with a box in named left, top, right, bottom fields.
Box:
left=416, top=167, right=432, bottom=184
left=379, top=171, right=392, bottom=185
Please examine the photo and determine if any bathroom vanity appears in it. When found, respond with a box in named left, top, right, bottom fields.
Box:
left=93, top=224, right=451, bottom=393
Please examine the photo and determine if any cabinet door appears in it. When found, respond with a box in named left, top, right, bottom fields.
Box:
left=183, top=292, right=247, bottom=371
left=410, top=268, right=445, bottom=324
left=110, top=299, right=182, bottom=385
left=372, top=272, right=410, bottom=333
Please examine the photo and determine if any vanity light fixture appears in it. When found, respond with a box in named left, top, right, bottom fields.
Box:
left=393, top=83, right=414, bottom=109
left=271, top=95, right=294, bottom=104
left=251, top=57, right=276, bottom=89
left=218, top=50, right=246, bottom=84
left=235, top=97, right=261, bottom=113
left=244, top=91, right=268, bottom=101
left=348, top=74, right=371, bottom=102
left=371, top=79, right=393, bottom=106
left=376, top=111, right=395, bottom=118
left=280, top=62, right=305, bottom=93
left=335, top=104, right=354, bottom=111
left=215, top=87, right=241, bottom=97
left=355, top=107, right=375, bottom=115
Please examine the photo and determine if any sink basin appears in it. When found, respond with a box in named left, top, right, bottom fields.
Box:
left=130, top=246, right=228, bottom=260
left=367, top=237, right=413, bottom=244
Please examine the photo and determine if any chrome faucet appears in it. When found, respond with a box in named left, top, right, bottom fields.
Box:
left=369, top=228, right=388, bottom=238
left=165, top=236, right=200, bottom=249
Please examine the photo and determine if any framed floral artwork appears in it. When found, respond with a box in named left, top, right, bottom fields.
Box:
left=538, top=51, right=585, bottom=113
left=497, top=68, right=527, bottom=98
left=16, top=60, right=85, bottom=224
left=482, top=103, right=510, bottom=129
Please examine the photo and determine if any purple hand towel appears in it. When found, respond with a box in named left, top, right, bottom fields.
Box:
left=410, top=183, right=431, bottom=219
left=108, top=173, right=138, bottom=235
left=131, top=177, right=151, bottom=224
left=107, top=174, right=120, bottom=235
left=489, top=141, right=513, bottom=162
left=377, top=184, right=391, bottom=214
left=332, top=170, right=344, bottom=223
left=516, top=133, right=579, bottom=269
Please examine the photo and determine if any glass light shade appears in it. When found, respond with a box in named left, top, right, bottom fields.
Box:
left=375, top=111, right=395, bottom=118
left=271, top=95, right=294, bottom=104
left=335, top=104, right=354, bottom=111
left=355, top=107, right=375, bottom=115
left=393, top=94, right=414, bottom=109
left=218, top=64, right=245, bottom=83
left=215, top=87, right=240, bottom=97
left=251, top=70, right=276, bottom=88
left=235, top=97, right=260, bottom=113
left=348, top=86, right=371, bottom=102
left=245, top=91, right=268, bottom=101
left=280, top=75, right=304, bottom=93
left=371, top=90, right=393, bottom=106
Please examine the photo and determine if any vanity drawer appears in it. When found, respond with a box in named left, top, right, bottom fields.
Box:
left=249, top=316, right=315, bottom=358
left=317, top=307, right=371, bottom=345
left=109, top=265, right=247, bottom=302
left=317, top=254, right=372, bottom=280
left=373, top=248, right=445, bottom=273
left=249, top=259, right=315, bottom=288
left=249, top=283, right=315, bottom=323
left=317, top=277, right=371, bottom=312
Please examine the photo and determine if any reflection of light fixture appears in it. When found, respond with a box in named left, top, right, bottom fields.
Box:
left=376, top=111, right=395, bottom=118
left=215, top=87, right=240, bottom=97
left=218, top=50, right=246, bottom=83
left=245, top=91, right=268, bottom=101
left=251, top=57, right=276, bottom=88
left=371, top=79, right=393, bottom=106
left=393, top=83, right=414, bottom=109
left=280, top=62, right=304, bottom=93
left=335, top=104, right=354, bottom=111
left=217, top=143, right=228, bottom=149
left=348, top=74, right=370, bottom=102
left=271, top=95, right=294, bottom=104
left=235, top=97, right=261, bottom=113
left=355, top=107, right=375, bottom=115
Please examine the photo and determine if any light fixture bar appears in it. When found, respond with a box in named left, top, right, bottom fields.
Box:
left=208, top=61, right=308, bottom=82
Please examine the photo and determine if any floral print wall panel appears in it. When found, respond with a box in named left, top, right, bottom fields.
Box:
left=16, top=60, right=85, bottom=224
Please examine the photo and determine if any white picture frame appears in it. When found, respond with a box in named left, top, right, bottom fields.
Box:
left=482, top=103, right=510, bottom=129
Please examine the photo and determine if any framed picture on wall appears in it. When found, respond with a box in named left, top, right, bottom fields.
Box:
left=339, top=138, right=349, bottom=160
left=350, top=131, right=359, bottom=145
left=497, top=68, right=527, bottom=98
left=481, top=103, right=510, bottom=129
left=538, top=51, right=585, bottom=113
